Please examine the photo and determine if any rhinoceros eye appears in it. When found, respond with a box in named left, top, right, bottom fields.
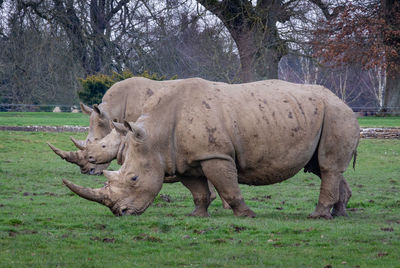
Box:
left=131, top=175, right=138, bottom=181
left=102, top=144, right=106, bottom=148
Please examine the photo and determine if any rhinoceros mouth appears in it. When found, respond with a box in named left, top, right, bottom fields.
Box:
left=89, top=168, right=102, bottom=175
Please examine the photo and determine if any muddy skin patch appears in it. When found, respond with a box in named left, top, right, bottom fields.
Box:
left=206, top=126, right=217, bottom=144
left=202, top=101, right=211, bottom=109
left=262, top=115, right=269, bottom=124
left=146, top=88, right=154, bottom=96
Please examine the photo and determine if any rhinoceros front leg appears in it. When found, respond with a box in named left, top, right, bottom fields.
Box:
left=331, top=177, right=352, bottom=217
left=201, top=159, right=256, bottom=218
left=181, top=176, right=211, bottom=217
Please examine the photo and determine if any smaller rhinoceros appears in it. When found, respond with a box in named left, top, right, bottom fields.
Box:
left=49, top=77, right=181, bottom=175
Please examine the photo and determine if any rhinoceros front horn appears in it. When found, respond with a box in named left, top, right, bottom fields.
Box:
left=70, top=137, right=86, bottom=150
left=47, top=142, right=84, bottom=165
left=62, top=179, right=107, bottom=205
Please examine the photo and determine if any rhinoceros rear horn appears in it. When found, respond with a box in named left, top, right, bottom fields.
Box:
left=70, top=136, right=86, bottom=150
left=62, top=179, right=108, bottom=205
left=47, top=142, right=84, bottom=165
left=80, top=103, right=93, bottom=115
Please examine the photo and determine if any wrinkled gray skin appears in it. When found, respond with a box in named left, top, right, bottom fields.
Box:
left=48, top=77, right=171, bottom=175
left=64, top=78, right=360, bottom=219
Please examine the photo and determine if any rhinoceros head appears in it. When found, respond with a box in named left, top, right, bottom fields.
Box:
left=86, top=103, right=113, bottom=142
left=63, top=122, right=164, bottom=216
left=47, top=142, right=110, bottom=175
left=86, top=122, right=129, bottom=165
left=47, top=103, right=114, bottom=175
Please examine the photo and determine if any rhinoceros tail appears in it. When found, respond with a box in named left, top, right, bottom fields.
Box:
left=352, top=150, right=357, bottom=170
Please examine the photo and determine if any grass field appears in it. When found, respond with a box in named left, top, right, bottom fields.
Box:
left=1, top=112, right=400, bottom=128
left=0, top=129, right=399, bottom=267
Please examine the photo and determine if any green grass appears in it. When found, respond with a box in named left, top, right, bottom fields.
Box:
left=0, top=131, right=399, bottom=267
left=0, top=112, right=89, bottom=126
left=357, top=116, right=400, bottom=128
left=1, top=112, right=400, bottom=128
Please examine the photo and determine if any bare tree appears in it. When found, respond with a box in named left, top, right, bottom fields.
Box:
left=0, top=1, right=81, bottom=106
left=17, top=0, right=130, bottom=75
left=194, top=0, right=344, bottom=82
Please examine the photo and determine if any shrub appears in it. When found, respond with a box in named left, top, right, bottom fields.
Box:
left=77, top=70, right=175, bottom=105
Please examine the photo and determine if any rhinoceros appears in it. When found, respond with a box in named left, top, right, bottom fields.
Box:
left=47, top=77, right=174, bottom=175
left=63, top=78, right=360, bottom=219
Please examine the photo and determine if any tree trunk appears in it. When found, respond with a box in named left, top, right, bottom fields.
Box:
left=196, top=0, right=286, bottom=83
left=383, top=70, right=400, bottom=115
left=382, top=0, right=400, bottom=114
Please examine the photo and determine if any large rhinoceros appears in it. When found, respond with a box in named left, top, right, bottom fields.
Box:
left=63, top=78, right=360, bottom=219
left=47, top=77, right=174, bottom=174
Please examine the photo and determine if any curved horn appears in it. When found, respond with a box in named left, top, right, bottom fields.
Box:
left=62, top=179, right=107, bottom=204
left=47, top=143, right=85, bottom=165
left=70, top=136, right=86, bottom=150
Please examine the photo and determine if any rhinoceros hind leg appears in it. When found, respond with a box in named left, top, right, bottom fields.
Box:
left=222, top=199, right=231, bottom=210
left=207, top=180, right=217, bottom=202
left=201, top=159, right=255, bottom=218
left=331, top=178, right=352, bottom=217
left=207, top=180, right=231, bottom=209
left=309, top=170, right=342, bottom=219
left=181, top=177, right=211, bottom=217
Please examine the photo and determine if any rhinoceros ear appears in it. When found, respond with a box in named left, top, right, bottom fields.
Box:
left=80, top=103, right=93, bottom=115
left=112, top=121, right=129, bottom=135
left=93, top=104, right=110, bottom=119
left=124, top=120, right=146, bottom=142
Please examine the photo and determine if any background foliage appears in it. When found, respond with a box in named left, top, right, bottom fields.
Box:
left=1, top=0, right=399, bottom=113
left=77, top=70, right=171, bottom=105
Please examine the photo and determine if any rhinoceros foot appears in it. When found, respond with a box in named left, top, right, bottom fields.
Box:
left=308, top=204, right=333, bottom=219
left=308, top=211, right=333, bottom=220
left=234, top=208, right=256, bottom=218
left=187, top=209, right=210, bottom=217
left=331, top=204, right=349, bottom=217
